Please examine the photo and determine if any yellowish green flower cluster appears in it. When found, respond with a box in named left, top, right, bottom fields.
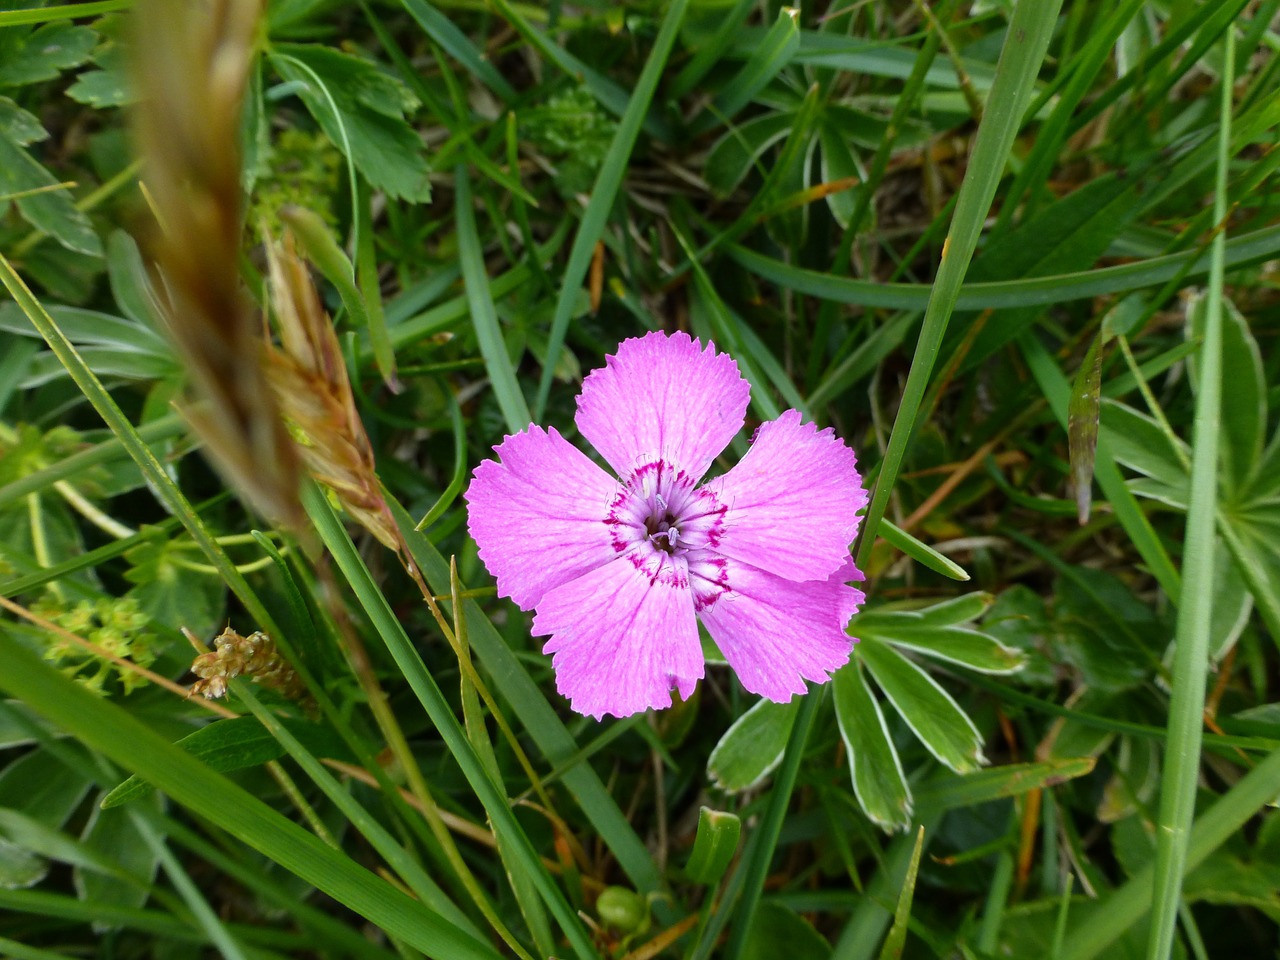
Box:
left=31, top=595, right=156, bottom=695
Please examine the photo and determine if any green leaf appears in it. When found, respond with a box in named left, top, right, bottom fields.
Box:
left=911, top=592, right=994, bottom=627
left=1100, top=399, right=1189, bottom=499
left=683, top=807, right=741, bottom=885
left=0, top=303, right=170, bottom=356
left=704, top=111, right=794, bottom=197
left=0, top=23, right=97, bottom=87
left=0, top=99, right=101, bottom=257
left=74, top=794, right=163, bottom=927
left=1189, top=294, right=1265, bottom=500
left=833, top=661, right=911, bottom=833
left=0, top=632, right=503, bottom=960
left=914, top=757, right=1096, bottom=813
left=102, top=716, right=344, bottom=809
left=741, top=903, right=830, bottom=960
left=104, top=231, right=159, bottom=329
left=877, top=827, right=924, bottom=960
left=707, top=698, right=800, bottom=793
left=691, top=7, right=798, bottom=135
left=271, top=45, right=431, bottom=203
left=859, top=639, right=986, bottom=774
left=0, top=837, right=46, bottom=889
left=877, top=624, right=1025, bottom=676
left=960, top=173, right=1141, bottom=368
left=876, top=519, right=971, bottom=581
left=122, top=531, right=226, bottom=634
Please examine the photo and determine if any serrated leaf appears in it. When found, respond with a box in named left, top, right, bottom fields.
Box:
left=683, top=807, right=741, bottom=885
left=0, top=100, right=101, bottom=257
left=271, top=44, right=431, bottom=203
left=0, top=96, right=45, bottom=144
left=123, top=529, right=226, bottom=633
left=102, top=717, right=342, bottom=808
left=859, top=639, right=986, bottom=774
left=707, top=698, right=799, bottom=793
left=0, top=23, right=97, bottom=87
left=833, top=660, right=911, bottom=832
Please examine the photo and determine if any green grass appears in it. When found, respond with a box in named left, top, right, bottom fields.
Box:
left=1, top=2, right=1279, bottom=959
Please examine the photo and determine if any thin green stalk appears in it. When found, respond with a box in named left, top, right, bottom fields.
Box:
left=1063, top=744, right=1280, bottom=960
left=722, top=690, right=822, bottom=960
left=853, top=0, right=1064, bottom=562
left=1145, top=29, right=1234, bottom=960
left=304, top=484, right=599, bottom=960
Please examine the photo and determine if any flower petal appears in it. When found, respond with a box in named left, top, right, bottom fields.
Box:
left=465, top=426, right=620, bottom=611
left=533, top=552, right=702, bottom=719
left=697, top=557, right=863, bottom=702
left=706, top=409, right=867, bottom=581
left=575, top=330, right=750, bottom=482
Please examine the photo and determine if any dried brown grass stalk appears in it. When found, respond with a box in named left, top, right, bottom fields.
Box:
left=262, top=232, right=401, bottom=551
left=131, top=0, right=301, bottom=524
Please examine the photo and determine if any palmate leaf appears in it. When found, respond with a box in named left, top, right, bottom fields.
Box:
left=271, top=44, right=431, bottom=203
left=0, top=22, right=97, bottom=87
left=0, top=98, right=101, bottom=257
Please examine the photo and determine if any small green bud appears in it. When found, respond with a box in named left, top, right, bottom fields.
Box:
left=596, top=886, right=649, bottom=935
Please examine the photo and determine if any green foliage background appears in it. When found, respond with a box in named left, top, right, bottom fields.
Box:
left=1, top=1, right=1279, bottom=958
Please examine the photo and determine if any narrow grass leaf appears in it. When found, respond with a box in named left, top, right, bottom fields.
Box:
left=877, top=519, right=970, bottom=581
left=1146, top=32, right=1233, bottom=960
left=455, top=164, right=530, bottom=433
left=913, top=758, right=1096, bottom=812
left=689, top=8, right=798, bottom=136
left=833, top=662, right=912, bottom=833
left=877, top=827, right=925, bottom=960
left=0, top=634, right=503, bottom=960
left=729, top=223, right=1280, bottom=311
left=306, top=486, right=596, bottom=960
left=532, top=0, right=689, bottom=418
left=388, top=500, right=663, bottom=895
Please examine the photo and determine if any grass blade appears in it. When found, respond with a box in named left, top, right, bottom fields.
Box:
left=1145, top=30, right=1234, bottom=960
left=531, top=0, right=690, bottom=419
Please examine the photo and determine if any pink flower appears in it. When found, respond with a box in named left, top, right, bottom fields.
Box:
left=465, top=331, right=868, bottom=719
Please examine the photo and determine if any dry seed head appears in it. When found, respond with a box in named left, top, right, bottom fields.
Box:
left=130, top=0, right=302, bottom=526
left=188, top=626, right=306, bottom=703
left=263, top=232, right=401, bottom=552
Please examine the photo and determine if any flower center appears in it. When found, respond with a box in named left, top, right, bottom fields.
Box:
left=605, top=459, right=726, bottom=561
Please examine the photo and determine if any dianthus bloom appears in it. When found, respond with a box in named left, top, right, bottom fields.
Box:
left=465, top=331, right=868, bottom=719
